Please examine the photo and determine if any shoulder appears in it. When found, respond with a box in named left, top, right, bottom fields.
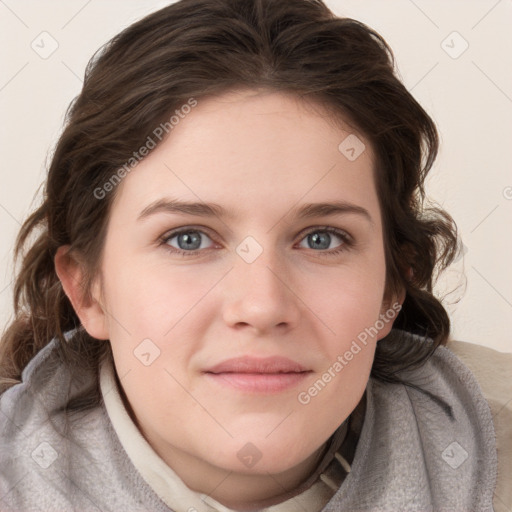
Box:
left=0, top=335, right=101, bottom=510
left=0, top=333, right=172, bottom=512
left=329, top=331, right=498, bottom=510
left=0, top=337, right=66, bottom=441
left=445, top=339, right=512, bottom=512
left=385, top=332, right=498, bottom=506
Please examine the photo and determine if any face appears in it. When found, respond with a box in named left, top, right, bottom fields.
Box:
left=65, top=88, right=399, bottom=500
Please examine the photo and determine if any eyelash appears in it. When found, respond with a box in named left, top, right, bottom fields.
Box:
left=159, top=226, right=354, bottom=258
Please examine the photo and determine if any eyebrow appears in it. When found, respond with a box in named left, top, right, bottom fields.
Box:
left=138, top=199, right=226, bottom=220
left=294, top=201, right=373, bottom=225
left=137, top=198, right=373, bottom=225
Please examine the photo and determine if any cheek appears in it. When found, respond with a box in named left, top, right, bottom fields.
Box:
left=295, top=293, right=380, bottom=435
left=100, top=258, right=225, bottom=412
left=304, top=260, right=387, bottom=343
left=102, top=258, right=218, bottom=338
left=101, top=262, right=203, bottom=432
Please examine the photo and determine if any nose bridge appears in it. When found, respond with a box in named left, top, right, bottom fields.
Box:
left=233, top=239, right=288, bottom=299
left=221, top=237, right=300, bottom=331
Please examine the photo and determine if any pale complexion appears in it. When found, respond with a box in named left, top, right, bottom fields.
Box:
left=56, top=88, right=402, bottom=510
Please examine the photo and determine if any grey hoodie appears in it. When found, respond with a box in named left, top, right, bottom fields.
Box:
left=0, top=331, right=497, bottom=511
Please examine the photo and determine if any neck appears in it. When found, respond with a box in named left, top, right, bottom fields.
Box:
left=149, top=439, right=329, bottom=510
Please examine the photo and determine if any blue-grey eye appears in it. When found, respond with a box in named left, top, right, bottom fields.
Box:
left=299, top=230, right=345, bottom=250
left=166, top=230, right=212, bottom=251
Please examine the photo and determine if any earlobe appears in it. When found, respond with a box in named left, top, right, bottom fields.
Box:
left=54, top=246, right=109, bottom=340
left=378, top=286, right=406, bottom=340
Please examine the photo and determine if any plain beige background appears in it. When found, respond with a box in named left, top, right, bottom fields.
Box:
left=0, top=0, right=511, bottom=352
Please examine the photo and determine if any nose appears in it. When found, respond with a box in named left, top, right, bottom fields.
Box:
left=221, top=249, right=302, bottom=335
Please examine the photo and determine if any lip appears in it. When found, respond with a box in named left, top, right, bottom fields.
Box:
left=204, top=356, right=312, bottom=393
left=206, top=356, right=309, bottom=374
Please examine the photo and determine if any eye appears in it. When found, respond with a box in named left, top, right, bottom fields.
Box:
left=159, top=226, right=352, bottom=257
left=297, top=227, right=351, bottom=254
left=163, top=229, right=215, bottom=253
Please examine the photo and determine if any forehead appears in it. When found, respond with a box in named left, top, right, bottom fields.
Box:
left=110, top=88, right=379, bottom=224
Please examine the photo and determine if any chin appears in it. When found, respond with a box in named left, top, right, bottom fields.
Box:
left=209, top=437, right=316, bottom=476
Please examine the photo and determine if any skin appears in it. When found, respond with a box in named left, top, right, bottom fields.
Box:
left=56, top=88, right=402, bottom=510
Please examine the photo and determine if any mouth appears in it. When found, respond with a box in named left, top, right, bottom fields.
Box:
left=203, top=356, right=312, bottom=393
left=205, top=372, right=311, bottom=393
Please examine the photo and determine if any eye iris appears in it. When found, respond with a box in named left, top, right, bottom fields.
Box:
left=308, top=232, right=331, bottom=250
left=178, top=231, right=201, bottom=250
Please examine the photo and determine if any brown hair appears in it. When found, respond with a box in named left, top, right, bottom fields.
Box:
left=0, top=0, right=458, bottom=402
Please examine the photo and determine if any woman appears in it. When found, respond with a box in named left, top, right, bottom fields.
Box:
left=1, top=0, right=507, bottom=510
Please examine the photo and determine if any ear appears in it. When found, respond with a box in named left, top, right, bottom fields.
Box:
left=377, top=285, right=406, bottom=340
left=54, top=245, right=109, bottom=340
